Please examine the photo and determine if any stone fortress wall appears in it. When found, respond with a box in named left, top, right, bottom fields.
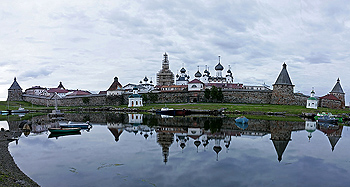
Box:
left=21, top=88, right=308, bottom=107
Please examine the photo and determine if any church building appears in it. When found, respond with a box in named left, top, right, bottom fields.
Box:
left=157, top=53, right=174, bottom=86
left=128, top=87, right=143, bottom=107
left=306, top=89, right=318, bottom=109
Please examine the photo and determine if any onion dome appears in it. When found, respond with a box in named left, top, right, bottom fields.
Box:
left=215, top=56, right=224, bottom=71
left=143, top=76, right=148, bottom=82
left=180, top=142, right=186, bottom=149
left=227, top=69, right=231, bottom=74
left=133, top=87, right=138, bottom=90
left=139, top=80, right=142, bottom=84
left=176, top=74, right=180, bottom=78
left=194, top=140, right=201, bottom=147
left=180, top=67, right=186, bottom=73
left=195, top=70, right=202, bottom=78
left=215, top=62, right=224, bottom=71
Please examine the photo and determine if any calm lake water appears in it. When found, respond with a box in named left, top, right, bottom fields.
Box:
left=7, top=113, right=350, bottom=187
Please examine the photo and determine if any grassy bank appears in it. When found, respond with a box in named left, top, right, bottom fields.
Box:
left=138, top=103, right=348, bottom=115
left=1, top=101, right=349, bottom=116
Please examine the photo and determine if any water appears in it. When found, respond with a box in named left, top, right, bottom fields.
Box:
left=8, top=114, right=350, bottom=187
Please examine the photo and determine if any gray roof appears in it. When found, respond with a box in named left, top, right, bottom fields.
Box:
left=8, top=77, right=22, bottom=90
left=215, top=62, right=224, bottom=71
left=274, top=63, right=293, bottom=85
left=330, top=78, right=344, bottom=93
left=195, top=70, right=202, bottom=77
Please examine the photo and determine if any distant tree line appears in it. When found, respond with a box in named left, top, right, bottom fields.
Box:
left=204, top=86, right=223, bottom=102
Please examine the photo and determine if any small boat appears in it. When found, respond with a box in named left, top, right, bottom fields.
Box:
left=235, top=116, right=249, bottom=124
left=60, top=121, right=92, bottom=129
left=0, top=111, right=9, bottom=115
left=316, top=114, right=338, bottom=124
left=11, top=106, right=28, bottom=114
left=156, top=108, right=191, bottom=116
left=235, top=121, right=249, bottom=130
left=48, top=131, right=81, bottom=138
left=315, top=112, right=342, bottom=123
left=48, top=127, right=81, bottom=133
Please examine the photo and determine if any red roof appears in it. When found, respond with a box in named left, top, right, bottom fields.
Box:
left=66, top=90, right=91, bottom=96
left=188, top=79, right=203, bottom=84
left=107, top=78, right=123, bottom=91
left=48, top=88, right=69, bottom=93
left=319, top=94, right=340, bottom=101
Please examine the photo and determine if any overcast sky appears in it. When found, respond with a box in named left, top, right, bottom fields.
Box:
left=1, top=0, right=350, bottom=103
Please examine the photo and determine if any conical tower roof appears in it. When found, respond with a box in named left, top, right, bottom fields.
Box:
left=272, top=140, right=290, bottom=162
left=8, top=77, right=22, bottom=90
left=274, top=63, right=293, bottom=85
left=330, top=78, right=344, bottom=94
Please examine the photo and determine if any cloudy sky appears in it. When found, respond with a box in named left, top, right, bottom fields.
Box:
left=1, top=0, right=350, bottom=102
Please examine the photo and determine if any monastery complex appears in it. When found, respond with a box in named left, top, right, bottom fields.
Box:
left=7, top=53, right=345, bottom=109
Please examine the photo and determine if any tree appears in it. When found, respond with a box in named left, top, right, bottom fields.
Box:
left=142, top=94, right=149, bottom=104
left=204, top=88, right=211, bottom=101
left=217, top=88, right=223, bottom=102
left=210, top=86, right=218, bottom=102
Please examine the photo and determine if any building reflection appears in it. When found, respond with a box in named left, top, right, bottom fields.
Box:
left=317, top=122, right=343, bottom=151
left=305, top=121, right=316, bottom=141
left=5, top=112, right=347, bottom=164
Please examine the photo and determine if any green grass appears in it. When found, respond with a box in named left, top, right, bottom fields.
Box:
left=139, top=103, right=349, bottom=115
left=1, top=101, right=349, bottom=117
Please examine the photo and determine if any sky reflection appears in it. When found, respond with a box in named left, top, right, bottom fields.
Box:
left=8, top=115, right=350, bottom=187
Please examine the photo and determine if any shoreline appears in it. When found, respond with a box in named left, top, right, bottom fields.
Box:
left=0, top=132, right=39, bottom=187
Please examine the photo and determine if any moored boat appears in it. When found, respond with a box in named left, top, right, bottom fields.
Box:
left=48, top=127, right=81, bottom=133
left=11, top=106, right=28, bottom=114
left=59, top=121, right=92, bottom=129
left=315, top=112, right=341, bottom=123
left=156, top=108, right=191, bottom=116
left=235, top=116, right=249, bottom=124
left=48, top=131, right=81, bottom=138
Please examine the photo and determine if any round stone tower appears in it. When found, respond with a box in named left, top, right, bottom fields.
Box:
left=7, top=77, right=23, bottom=101
left=271, top=63, right=295, bottom=105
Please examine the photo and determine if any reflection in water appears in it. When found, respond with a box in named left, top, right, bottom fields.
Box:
left=6, top=113, right=350, bottom=186
left=317, top=122, right=343, bottom=151
left=4, top=113, right=348, bottom=163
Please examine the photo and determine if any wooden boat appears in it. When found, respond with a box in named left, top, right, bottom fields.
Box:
left=60, top=121, right=92, bottom=129
left=48, top=127, right=81, bottom=133
left=235, top=116, right=249, bottom=124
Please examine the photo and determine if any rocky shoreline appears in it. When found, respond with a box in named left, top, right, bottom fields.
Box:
left=0, top=131, right=39, bottom=187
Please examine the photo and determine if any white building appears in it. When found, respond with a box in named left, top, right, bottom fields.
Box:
left=176, top=66, right=190, bottom=85
left=306, top=89, right=318, bottom=109
left=188, top=79, right=204, bottom=91
left=25, top=86, right=50, bottom=96
left=128, top=87, right=143, bottom=107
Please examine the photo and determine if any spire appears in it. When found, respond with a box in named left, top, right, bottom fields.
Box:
left=8, top=77, right=22, bottom=90
left=274, top=62, right=293, bottom=85
left=330, top=78, right=344, bottom=93
left=162, top=52, right=170, bottom=70
left=215, top=56, right=224, bottom=71
left=58, top=81, right=65, bottom=89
